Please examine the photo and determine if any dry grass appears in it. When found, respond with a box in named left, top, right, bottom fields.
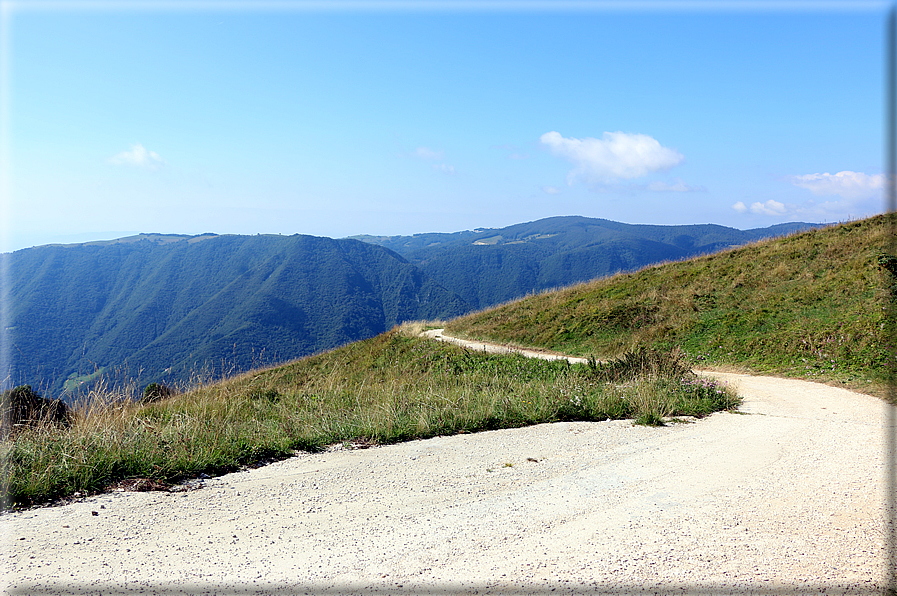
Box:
left=2, top=331, right=738, bottom=508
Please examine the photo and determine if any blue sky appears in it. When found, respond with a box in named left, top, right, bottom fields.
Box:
left=0, top=1, right=889, bottom=252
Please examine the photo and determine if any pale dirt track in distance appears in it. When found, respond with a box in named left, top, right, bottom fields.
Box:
left=1, top=331, right=894, bottom=595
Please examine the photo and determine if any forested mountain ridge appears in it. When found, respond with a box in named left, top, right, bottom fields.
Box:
left=8, top=216, right=824, bottom=399
left=6, top=234, right=469, bottom=398
left=351, top=216, right=822, bottom=309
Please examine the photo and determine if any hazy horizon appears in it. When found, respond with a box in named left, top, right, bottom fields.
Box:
left=4, top=213, right=853, bottom=253
left=1, top=1, right=888, bottom=253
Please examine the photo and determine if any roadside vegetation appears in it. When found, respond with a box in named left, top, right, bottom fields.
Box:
left=1, top=324, right=737, bottom=508
left=446, top=214, right=896, bottom=400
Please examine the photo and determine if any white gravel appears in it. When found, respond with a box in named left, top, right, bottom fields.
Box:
left=1, top=333, right=894, bottom=595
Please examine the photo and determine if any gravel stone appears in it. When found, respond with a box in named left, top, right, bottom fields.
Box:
left=1, top=346, right=892, bottom=594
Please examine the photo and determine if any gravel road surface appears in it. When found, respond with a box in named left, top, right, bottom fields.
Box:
left=2, top=332, right=894, bottom=595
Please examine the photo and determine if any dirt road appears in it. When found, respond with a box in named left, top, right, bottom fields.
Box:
left=2, top=332, right=894, bottom=594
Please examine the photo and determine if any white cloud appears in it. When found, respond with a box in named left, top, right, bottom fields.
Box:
left=732, top=171, right=886, bottom=220
left=542, top=186, right=560, bottom=195
left=414, top=146, right=444, bottom=160
left=787, top=171, right=884, bottom=201
left=433, top=163, right=455, bottom=175
left=540, top=131, right=684, bottom=184
left=108, top=143, right=166, bottom=169
left=748, top=200, right=787, bottom=215
left=410, top=146, right=455, bottom=174
left=646, top=178, right=706, bottom=192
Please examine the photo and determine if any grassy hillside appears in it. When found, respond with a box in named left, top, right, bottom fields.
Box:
left=2, top=325, right=737, bottom=507
left=446, top=214, right=895, bottom=399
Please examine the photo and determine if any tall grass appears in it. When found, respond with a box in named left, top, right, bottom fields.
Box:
left=1, top=328, right=738, bottom=508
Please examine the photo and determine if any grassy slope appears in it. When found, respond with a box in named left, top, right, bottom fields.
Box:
left=446, top=214, right=895, bottom=399
left=3, top=325, right=738, bottom=507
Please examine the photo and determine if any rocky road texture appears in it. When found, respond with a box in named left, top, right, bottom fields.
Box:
left=2, top=332, right=894, bottom=595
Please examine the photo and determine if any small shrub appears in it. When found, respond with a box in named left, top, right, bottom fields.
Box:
left=634, top=411, right=665, bottom=426
left=247, top=388, right=279, bottom=403
left=876, top=251, right=897, bottom=277
left=878, top=252, right=897, bottom=299
left=593, top=346, right=692, bottom=383
left=141, top=383, right=175, bottom=404
left=1, top=385, right=70, bottom=437
left=674, top=376, right=739, bottom=416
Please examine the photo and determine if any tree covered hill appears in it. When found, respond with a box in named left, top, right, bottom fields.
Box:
left=8, top=216, right=826, bottom=400
left=6, top=234, right=469, bottom=398
left=352, top=216, right=822, bottom=309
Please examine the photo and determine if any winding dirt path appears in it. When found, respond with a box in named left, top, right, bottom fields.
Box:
left=421, top=328, right=592, bottom=364
left=2, top=332, right=894, bottom=594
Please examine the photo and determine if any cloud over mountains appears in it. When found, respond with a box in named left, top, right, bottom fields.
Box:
left=787, top=171, right=883, bottom=201
left=412, top=146, right=455, bottom=176
left=108, top=143, right=166, bottom=169
left=540, top=131, right=684, bottom=185
left=732, top=200, right=787, bottom=216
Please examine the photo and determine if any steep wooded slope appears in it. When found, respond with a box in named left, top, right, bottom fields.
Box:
left=7, top=234, right=468, bottom=397
left=354, top=216, right=820, bottom=309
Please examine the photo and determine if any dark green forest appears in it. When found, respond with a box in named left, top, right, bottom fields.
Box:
left=7, top=217, right=822, bottom=400
left=6, top=234, right=467, bottom=398
left=353, top=216, right=821, bottom=309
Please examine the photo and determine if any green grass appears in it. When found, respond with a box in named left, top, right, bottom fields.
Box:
left=62, top=368, right=109, bottom=393
left=445, top=214, right=896, bottom=400
left=1, top=326, right=738, bottom=508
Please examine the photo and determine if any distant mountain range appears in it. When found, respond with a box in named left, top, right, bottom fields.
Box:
left=6, top=234, right=467, bottom=397
left=351, top=216, right=821, bottom=310
left=5, top=216, right=822, bottom=398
